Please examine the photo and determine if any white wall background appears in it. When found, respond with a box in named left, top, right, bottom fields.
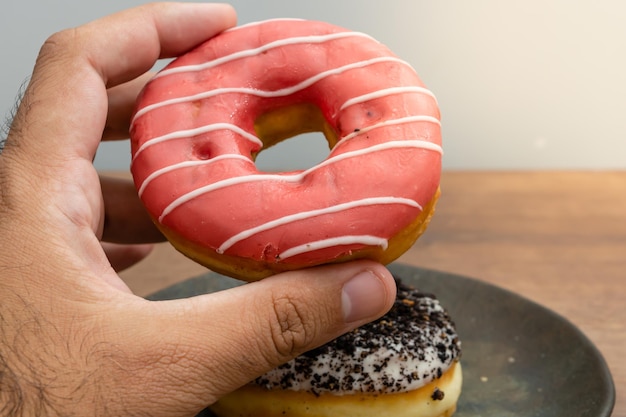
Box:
left=2, top=0, right=625, bottom=171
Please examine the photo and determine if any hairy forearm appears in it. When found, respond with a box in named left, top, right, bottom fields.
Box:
left=0, top=364, right=70, bottom=417
left=0, top=295, right=103, bottom=417
left=0, top=321, right=46, bottom=417
left=0, top=357, right=76, bottom=417
left=0, top=353, right=26, bottom=417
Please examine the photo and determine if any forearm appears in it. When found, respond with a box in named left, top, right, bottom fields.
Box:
left=0, top=352, right=25, bottom=417
left=0, top=327, right=47, bottom=417
left=0, top=360, right=81, bottom=417
left=0, top=298, right=101, bottom=417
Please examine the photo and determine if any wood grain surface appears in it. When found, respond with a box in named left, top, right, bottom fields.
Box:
left=119, top=171, right=625, bottom=416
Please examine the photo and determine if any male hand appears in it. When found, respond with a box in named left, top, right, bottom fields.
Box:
left=0, top=3, right=395, bottom=416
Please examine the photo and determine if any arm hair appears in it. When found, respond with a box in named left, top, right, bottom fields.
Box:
left=1, top=77, right=31, bottom=153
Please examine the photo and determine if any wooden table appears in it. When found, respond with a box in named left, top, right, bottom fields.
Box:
left=120, top=171, right=625, bottom=416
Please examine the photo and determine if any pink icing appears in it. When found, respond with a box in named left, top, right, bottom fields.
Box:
left=130, top=19, right=442, bottom=267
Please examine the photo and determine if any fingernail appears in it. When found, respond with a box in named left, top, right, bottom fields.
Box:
left=341, top=270, right=387, bottom=323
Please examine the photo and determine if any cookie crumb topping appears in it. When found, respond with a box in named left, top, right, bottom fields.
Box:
left=254, top=278, right=461, bottom=395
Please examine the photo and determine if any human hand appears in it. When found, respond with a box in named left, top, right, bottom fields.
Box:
left=0, top=3, right=396, bottom=416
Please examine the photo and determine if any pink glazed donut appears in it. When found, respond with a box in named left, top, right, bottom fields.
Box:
left=130, top=19, right=442, bottom=281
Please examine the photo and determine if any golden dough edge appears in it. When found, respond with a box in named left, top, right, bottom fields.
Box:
left=155, top=187, right=440, bottom=281
left=210, top=361, right=462, bottom=417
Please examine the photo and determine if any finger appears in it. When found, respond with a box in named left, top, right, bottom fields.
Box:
left=113, top=261, right=396, bottom=416
left=85, top=2, right=238, bottom=88
left=101, top=242, right=154, bottom=272
left=4, top=2, right=237, bottom=165
left=104, top=72, right=155, bottom=141
left=1, top=3, right=235, bottom=290
left=100, top=175, right=165, bottom=243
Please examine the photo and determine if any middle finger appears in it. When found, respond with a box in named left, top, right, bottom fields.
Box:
left=104, top=72, right=154, bottom=141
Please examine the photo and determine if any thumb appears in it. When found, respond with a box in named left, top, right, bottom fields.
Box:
left=117, top=261, right=395, bottom=416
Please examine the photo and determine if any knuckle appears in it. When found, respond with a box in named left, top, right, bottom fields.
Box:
left=266, top=292, right=316, bottom=359
left=38, top=28, right=78, bottom=62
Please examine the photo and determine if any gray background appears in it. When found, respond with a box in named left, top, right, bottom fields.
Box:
left=2, top=0, right=625, bottom=171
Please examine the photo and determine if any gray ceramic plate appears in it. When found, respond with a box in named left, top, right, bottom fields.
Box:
left=148, top=263, right=616, bottom=417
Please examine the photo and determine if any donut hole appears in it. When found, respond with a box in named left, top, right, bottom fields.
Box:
left=253, top=103, right=338, bottom=171
left=253, top=132, right=330, bottom=171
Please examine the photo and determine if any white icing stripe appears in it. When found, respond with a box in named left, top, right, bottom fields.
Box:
left=336, top=115, right=441, bottom=148
left=137, top=116, right=442, bottom=197
left=224, top=18, right=306, bottom=33
left=158, top=139, right=442, bottom=222
left=155, top=32, right=375, bottom=79
left=313, top=140, right=442, bottom=177
left=132, top=123, right=263, bottom=162
left=137, top=154, right=252, bottom=197
left=279, top=235, right=389, bottom=260
left=339, top=86, right=437, bottom=111
left=131, top=56, right=411, bottom=125
left=137, top=116, right=440, bottom=195
left=159, top=174, right=282, bottom=222
left=217, top=197, right=421, bottom=254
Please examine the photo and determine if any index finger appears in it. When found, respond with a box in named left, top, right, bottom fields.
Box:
left=82, top=2, right=237, bottom=88
left=5, top=2, right=236, bottom=165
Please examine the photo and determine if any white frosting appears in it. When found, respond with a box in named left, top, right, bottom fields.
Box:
left=339, top=86, right=438, bottom=111
left=279, top=235, right=388, bottom=260
left=131, top=56, right=411, bottom=125
left=132, top=115, right=441, bottom=183
left=132, top=123, right=263, bottom=162
left=154, top=32, right=375, bottom=80
left=217, top=197, right=421, bottom=254
left=254, top=281, right=461, bottom=394
left=224, top=18, right=306, bottom=33
left=334, top=115, right=441, bottom=148
left=137, top=154, right=252, bottom=197
left=157, top=139, right=441, bottom=222
left=263, top=344, right=443, bottom=393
